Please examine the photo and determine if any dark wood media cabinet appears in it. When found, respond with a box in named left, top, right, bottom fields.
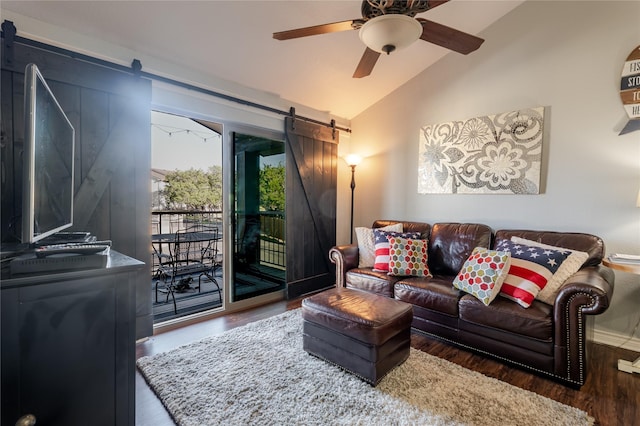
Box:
left=1, top=250, right=144, bottom=426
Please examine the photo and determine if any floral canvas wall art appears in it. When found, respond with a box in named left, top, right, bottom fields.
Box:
left=418, top=107, right=544, bottom=194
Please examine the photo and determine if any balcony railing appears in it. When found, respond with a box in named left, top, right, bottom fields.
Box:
left=151, top=209, right=285, bottom=270
left=152, top=209, right=223, bottom=236
left=256, top=211, right=285, bottom=270
left=151, top=209, right=285, bottom=322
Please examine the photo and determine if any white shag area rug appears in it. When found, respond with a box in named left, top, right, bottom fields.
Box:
left=137, top=309, right=594, bottom=426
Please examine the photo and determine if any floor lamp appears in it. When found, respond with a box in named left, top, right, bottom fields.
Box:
left=345, top=154, right=362, bottom=244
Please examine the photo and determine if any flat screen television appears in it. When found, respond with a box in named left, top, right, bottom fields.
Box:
left=21, top=63, right=75, bottom=244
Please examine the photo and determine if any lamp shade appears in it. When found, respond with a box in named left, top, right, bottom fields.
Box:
left=359, top=14, right=423, bottom=54
left=345, top=154, right=362, bottom=167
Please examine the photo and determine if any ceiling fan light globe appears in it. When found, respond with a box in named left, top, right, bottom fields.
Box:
left=359, top=14, right=422, bottom=54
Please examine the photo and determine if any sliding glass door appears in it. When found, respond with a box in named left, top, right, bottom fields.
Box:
left=150, top=111, right=224, bottom=324
left=232, top=132, right=286, bottom=301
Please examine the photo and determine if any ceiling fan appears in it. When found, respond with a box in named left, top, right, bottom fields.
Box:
left=273, top=0, right=484, bottom=78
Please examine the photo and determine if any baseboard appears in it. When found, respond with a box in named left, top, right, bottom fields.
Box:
left=287, top=274, right=334, bottom=299
left=592, top=328, right=640, bottom=352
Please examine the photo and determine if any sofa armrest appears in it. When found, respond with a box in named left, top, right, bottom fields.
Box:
left=554, top=265, right=614, bottom=318
left=552, top=265, right=615, bottom=384
left=329, top=244, right=359, bottom=288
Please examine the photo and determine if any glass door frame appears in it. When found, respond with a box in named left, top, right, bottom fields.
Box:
left=150, top=84, right=289, bottom=331
left=222, top=123, right=286, bottom=311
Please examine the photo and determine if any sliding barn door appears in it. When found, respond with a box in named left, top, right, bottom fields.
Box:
left=285, top=117, right=338, bottom=298
left=1, top=36, right=153, bottom=337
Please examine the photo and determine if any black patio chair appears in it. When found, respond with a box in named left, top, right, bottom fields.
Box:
left=153, top=223, right=221, bottom=314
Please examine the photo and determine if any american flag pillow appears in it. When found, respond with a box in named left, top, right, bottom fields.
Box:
left=372, top=230, right=421, bottom=272
left=495, top=239, right=571, bottom=308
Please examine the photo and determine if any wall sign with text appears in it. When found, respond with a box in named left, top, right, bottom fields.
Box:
left=620, top=44, right=640, bottom=135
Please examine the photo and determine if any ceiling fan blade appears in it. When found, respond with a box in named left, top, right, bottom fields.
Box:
left=417, top=18, right=484, bottom=55
left=425, top=1, right=451, bottom=10
left=273, top=20, right=358, bottom=40
left=353, top=48, right=381, bottom=78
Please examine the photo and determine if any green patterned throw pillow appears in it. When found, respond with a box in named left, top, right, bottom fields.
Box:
left=453, top=247, right=511, bottom=306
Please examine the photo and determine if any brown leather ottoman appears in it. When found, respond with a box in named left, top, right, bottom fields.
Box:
left=301, top=287, right=413, bottom=385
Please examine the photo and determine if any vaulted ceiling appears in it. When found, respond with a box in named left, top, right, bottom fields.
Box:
left=1, top=1, right=524, bottom=119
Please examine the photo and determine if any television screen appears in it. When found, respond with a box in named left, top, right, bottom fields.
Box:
left=21, top=63, right=75, bottom=244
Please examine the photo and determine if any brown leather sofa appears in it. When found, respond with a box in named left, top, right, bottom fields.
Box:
left=329, top=220, right=615, bottom=387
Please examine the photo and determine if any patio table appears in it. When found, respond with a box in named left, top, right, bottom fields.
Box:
left=152, top=227, right=222, bottom=313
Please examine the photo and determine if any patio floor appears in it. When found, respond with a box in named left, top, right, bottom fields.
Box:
left=151, top=265, right=285, bottom=323
left=152, top=271, right=223, bottom=323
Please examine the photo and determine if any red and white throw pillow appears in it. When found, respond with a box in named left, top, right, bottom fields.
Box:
left=496, top=239, right=571, bottom=308
left=355, top=223, right=403, bottom=268
left=510, top=236, right=588, bottom=305
left=372, top=229, right=421, bottom=272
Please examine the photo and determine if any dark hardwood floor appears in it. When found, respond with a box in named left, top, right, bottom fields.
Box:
left=136, top=298, right=640, bottom=426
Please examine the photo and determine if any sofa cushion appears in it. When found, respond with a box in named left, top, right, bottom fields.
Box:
left=372, top=230, right=421, bottom=272
left=458, top=294, right=553, bottom=342
left=510, top=236, right=589, bottom=305
left=355, top=223, right=403, bottom=268
left=495, top=239, right=571, bottom=308
left=394, top=276, right=461, bottom=317
left=428, top=223, right=493, bottom=276
left=387, top=236, right=432, bottom=277
left=453, top=247, right=511, bottom=306
left=346, top=268, right=402, bottom=298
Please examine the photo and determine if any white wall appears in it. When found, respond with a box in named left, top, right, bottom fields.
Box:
left=348, top=1, right=640, bottom=347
